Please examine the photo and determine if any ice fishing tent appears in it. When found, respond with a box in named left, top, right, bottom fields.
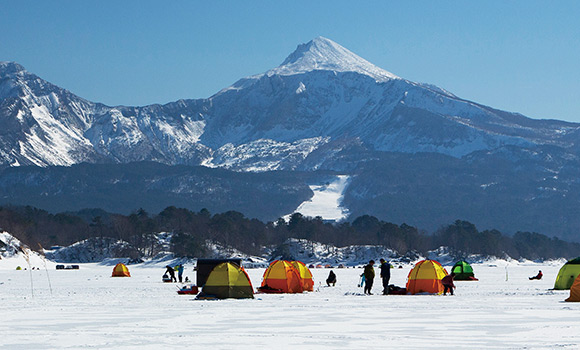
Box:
left=196, top=258, right=242, bottom=287
left=554, top=257, right=580, bottom=290
left=291, top=260, right=314, bottom=291
left=565, top=275, right=580, bottom=302
left=451, top=260, right=478, bottom=281
left=111, top=263, right=131, bottom=277
left=406, top=259, right=448, bottom=295
left=198, top=262, right=254, bottom=299
left=259, top=260, right=303, bottom=293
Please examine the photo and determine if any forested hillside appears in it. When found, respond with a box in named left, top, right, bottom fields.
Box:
left=0, top=205, right=577, bottom=261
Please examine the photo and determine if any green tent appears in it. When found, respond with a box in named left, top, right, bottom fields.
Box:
left=451, top=260, right=478, bottom=280
left=554, top=257, right=580, bottom=290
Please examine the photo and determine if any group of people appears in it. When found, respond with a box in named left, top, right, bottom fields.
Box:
left=164, top=264, right=185, bottom=283
left=360, top=259, right=457, bottom=295
left=360, top=259, right=392, bottom=295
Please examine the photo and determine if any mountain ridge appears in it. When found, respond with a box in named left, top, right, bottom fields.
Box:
left=2, top=38, right=580, bottom=240
left=2, top=37, right=579, bottom=169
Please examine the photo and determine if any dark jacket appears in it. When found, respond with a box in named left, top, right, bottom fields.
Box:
left=326, top=271, right=336, bottom=283
left=441, top=274, right=455, bottom=287
left=363, top=264, right=375, bottom=280
left=380, top=262, right=391, bottom=279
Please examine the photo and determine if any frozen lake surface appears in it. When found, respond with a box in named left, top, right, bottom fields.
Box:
left=1, top=260, right=579, bottom=349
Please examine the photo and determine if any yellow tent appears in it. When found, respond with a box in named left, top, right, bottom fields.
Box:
left=406, top=260, right=448, bottom=295
left=565, top=275, right=580, bottom=302
left=259, top=260, right=303, bottom=293
left=111, top=263, right=131, bottom=277
left=199, top=262, right=254, bottom=299
left=292, top=260, right=314, bottom=291
left=554, top=257, right=580, bottom=290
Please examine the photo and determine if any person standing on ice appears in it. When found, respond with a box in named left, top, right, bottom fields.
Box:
left=442, top=272, right=456, bottom=295
left=379, top=258, right=391, bottom=295
left=165, top=265, right=177, bottom=282
left=177, top=264, right=184, bottom=283
left=363, top=260, right=375, bottom=294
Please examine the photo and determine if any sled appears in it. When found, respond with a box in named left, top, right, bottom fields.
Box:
left=177, top=285, right=199, bottom=295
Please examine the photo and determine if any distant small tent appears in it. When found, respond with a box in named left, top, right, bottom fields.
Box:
left=259, top=260, right=303, bottom=293
left=451, top=261, right=478, bottom=281
left=16, top=266, right=22, bottom=270
left=198, top=262, right=254, bottom=299
left=554, top=257, right=580, bottom=290
left=292, top=260, right=314, bottom=291
left=565, top=275, right=580, bottom=302
left=111, top=263, right=131, bottom=277
left=406, top=259, right=448, bottom=295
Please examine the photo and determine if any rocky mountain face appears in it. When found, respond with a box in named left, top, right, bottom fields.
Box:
left=0, top=61, right=210, bottom=167
left=1, top=37, right=579, bottom=240
left=2, top=37, right=578, bottom=170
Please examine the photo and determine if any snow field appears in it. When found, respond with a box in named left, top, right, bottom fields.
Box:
left=1, top=262, right=579, bottom=349
left=289, top=175, right=350, bottom=221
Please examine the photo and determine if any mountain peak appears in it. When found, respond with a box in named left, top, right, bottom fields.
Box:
left=267, top=37, right=399, bottom=81
left=0, top=61, right=26, bottom=76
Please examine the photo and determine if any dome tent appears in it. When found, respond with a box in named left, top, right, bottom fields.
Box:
left=291, top=260, right=314, bottom=291
left=554, top=257, right=580, bottom=290
left=111, top=263, right=131, bottom=277
left=451, top=260, right=478, bottom=281
left=406, top=260, right=448, bottom=295
left=197, top=262, right=254, bottom=299
left=565, top=274, right=580, bottom=302
left=259, top=260, right=303, bottom=293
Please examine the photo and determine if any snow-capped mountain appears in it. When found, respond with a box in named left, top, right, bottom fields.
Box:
left=2, top=37, right=580, bottom=240
left=2, top=37, right=579, bottom=170
left=0, top=61, right=210, bottom=167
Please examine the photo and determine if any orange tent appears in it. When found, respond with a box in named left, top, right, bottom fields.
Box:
left=565, top=274, right=580, bottom=302
left=292, top=260, right=314, bottom=291
left=260, top=260, right=303, bottom=293
left=112, top=263, right=131, bottom=277
left=406, top=260, right=448, bottom=295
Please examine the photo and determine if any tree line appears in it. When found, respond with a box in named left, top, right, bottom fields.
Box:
left=0, top=205, right=578, bottom=260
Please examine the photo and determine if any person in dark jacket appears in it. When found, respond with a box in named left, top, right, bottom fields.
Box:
left=326, top=270, right=337, bottom=286
left=442, top=272, right=455, bottom=295
left=379, top=258, right=391, bottom=295
left=362, top=260, right=375, bottom=294
left=165, top=265, right=176, bottom=282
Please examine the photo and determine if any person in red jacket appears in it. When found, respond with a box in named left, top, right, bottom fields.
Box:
left=442, top=272, right=456, bottom=295
left=529, top=270, right=543, bottom=280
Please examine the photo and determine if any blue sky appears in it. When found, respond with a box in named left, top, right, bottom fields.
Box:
left=2, top=1, right=579, bottom=122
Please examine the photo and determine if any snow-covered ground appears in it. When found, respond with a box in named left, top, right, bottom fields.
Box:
left=288, top=175, right=350, bottom=221
left=1, top=259, right=578, bottom=349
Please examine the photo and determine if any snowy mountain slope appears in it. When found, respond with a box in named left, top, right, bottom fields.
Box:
left=44, top=237, right=140, bottom=263
left=200, top=36, right=580, bottom=163
left=2, top=37, right=579, bottom=169
left=0, top=62, right=210, bottom=167
left=0, top=231, right=50, bottom=268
